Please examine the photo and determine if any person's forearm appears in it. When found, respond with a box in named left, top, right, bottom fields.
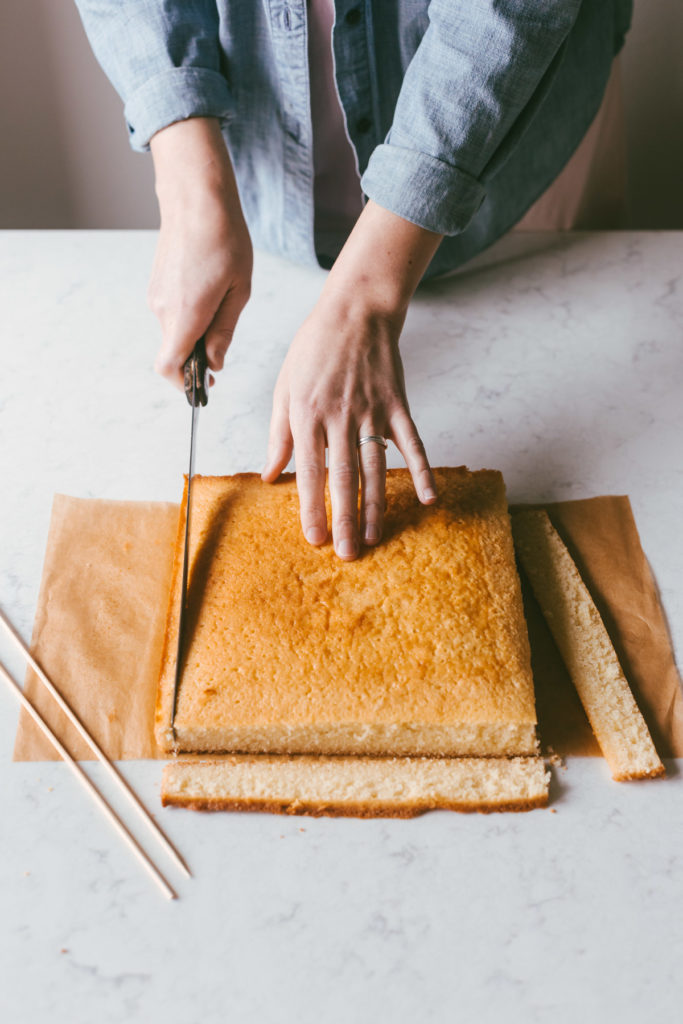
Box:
left=323, top=200, right=443, bottom=316
left=150, top=117, right=242, bottom=214
left=147, top=117, right=253, bottom=388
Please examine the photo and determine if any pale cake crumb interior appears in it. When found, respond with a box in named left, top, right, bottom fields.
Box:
left=161, top=755, right=550, bottom=816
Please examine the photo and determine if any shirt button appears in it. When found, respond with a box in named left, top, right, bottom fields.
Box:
left=345, top=7, right=362, bottom=25
left=356, top=116, right=372, bottom=134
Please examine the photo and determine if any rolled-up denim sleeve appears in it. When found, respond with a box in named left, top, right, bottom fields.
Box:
left=74, top=0, right=233, bottom=151
left=360, top=0, right=582, bottom=235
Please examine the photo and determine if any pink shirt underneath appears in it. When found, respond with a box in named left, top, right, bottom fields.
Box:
left=308, top=0, right=364, bottom=257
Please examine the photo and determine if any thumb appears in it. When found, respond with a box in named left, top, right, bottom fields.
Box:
left=204, top=283, right=250, bottom=374
left=154, top=306, right=211, bottom=391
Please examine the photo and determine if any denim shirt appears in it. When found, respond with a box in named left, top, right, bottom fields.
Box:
left=75, top=0, right=631, bottom=277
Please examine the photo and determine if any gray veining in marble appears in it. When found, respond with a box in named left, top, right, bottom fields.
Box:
left=1, top=231, right=682, bottom=1023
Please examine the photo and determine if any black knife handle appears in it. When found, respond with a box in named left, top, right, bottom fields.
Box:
left=183, top=338, right=209, bottom=407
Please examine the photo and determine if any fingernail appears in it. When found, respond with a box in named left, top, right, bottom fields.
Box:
left=338, top=539, right=356, bottom=559
left=364, top=525, right=380, bottom=544
left=306, top=526, right=326, bottom=545
left=423, top=488, right=437, bottom=501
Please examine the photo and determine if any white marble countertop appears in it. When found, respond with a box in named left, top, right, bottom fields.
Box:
left=1, top=231, right=682, bottom=1023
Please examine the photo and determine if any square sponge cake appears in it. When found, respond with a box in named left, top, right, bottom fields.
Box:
left=155, top=467, right=538, bottom=757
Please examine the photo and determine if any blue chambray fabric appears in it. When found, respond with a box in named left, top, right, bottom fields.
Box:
left=75, top=0, right=632, bottom=277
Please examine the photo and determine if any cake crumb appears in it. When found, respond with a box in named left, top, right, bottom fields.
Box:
left=550, top=808, right=557, bottom=814
left=60, top=948, right=68, bottom=955
left=299, top=828, right=306, bottom=833
left=545, top=747, right=566, bottom=769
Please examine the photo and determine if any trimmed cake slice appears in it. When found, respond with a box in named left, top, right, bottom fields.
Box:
left=161, top=755, right=550, bottom=817
left=511, top=508, right=664, bottom=781
left=156, top=467, right=539, bottom=758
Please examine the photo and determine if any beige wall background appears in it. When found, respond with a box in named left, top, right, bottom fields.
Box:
left=1, top=0, right=681, bottom=230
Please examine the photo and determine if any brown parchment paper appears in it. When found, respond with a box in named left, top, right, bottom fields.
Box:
left=13, top=496, right=179, bottom=761
left=13, top=492, right=683, bottom=761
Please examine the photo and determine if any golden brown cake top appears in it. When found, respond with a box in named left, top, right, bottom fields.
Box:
left=156, top=467, right=536, bottom=737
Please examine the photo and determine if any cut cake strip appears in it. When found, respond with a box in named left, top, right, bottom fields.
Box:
left=161, top=755, right=550, bottom=817
left=511, top=509, right=664, bottom=781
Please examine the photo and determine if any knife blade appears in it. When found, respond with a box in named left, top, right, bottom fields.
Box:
left=170, top=338, right=209, bottom=745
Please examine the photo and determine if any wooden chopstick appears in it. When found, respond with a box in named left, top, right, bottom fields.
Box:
left=0, top=607, right=190, bottom=881
left=0, top=658, right=176, bottom=900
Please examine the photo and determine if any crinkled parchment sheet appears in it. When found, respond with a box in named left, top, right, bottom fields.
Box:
left=13, top=492, right=683, bottom=761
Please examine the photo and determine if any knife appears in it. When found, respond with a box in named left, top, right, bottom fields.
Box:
left=170, top=338, right=209, bottom=744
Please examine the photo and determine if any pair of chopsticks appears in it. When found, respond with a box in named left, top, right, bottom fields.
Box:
left=0, top=607, right=189, bottom=900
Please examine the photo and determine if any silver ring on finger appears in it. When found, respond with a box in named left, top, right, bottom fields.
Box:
left=357, top=434, right=388, bottom=449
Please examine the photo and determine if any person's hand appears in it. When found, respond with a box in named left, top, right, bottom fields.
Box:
left=262, top=201, right=444, bottom=560
left=148, top=118, right=253, bottom=389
